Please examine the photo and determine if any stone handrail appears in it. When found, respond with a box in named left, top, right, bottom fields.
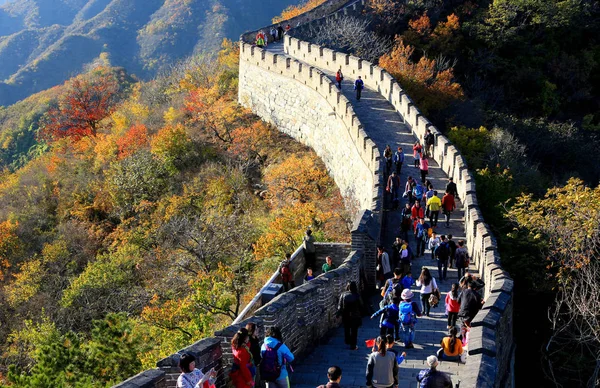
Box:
left=283, top=2, right=515, bottom=386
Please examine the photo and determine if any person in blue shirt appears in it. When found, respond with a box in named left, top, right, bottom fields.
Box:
left=414, top=218, right=431, bottom=257
left=260, top=326, right=295, bottom=388
left=354, top=76, right=364, bottom=100
left=393, top=146, right=404, bottom=175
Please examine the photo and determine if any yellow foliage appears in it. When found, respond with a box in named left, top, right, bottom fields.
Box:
left=272, top=0, right=327, bottom=23
left=5, top=258, right=46, bottom=307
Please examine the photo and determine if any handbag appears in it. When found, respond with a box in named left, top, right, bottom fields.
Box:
left=428, top=293, right=439, bottom=307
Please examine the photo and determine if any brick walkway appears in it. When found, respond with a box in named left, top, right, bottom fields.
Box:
left=266, top=42, right=470, bottom=388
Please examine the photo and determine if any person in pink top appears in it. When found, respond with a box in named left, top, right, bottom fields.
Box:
left=412, top=142, right=422, bottom=167
left=445, top=283, right=461, bottom=329
left=419, top=155, right=429, bottom=183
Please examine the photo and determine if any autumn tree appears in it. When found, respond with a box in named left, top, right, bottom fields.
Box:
left=0, top=220, right=20, bottom=281
left=272, top=0, right=327, bottom=23
left=40, top=70, right=123, bottom=141
left=116, top=124, right=149, bottom=160
left=379, top=38, right=463, bottom=115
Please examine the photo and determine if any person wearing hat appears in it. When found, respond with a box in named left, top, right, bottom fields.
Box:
left=399, top=288, right=422, bottom=348
left=416, top=355, right=453, bottom=388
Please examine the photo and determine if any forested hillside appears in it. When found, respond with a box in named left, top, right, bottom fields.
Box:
left=0, top=39, right=351, bottom=386
left=0, top=0, right=300, bottom=106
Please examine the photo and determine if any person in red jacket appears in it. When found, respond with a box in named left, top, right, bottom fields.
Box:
left=230, top=328, right=256, bottom=387
left=445, top=283, right=461, bottom=329
left=441, top=190, right=456, bottom=227
left=411, top=201, right=424, bottom=223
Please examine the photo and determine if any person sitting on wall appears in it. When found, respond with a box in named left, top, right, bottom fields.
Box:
left=322, top=256, right=336, bottom=273
left=177, top=353, right=217, bottom=388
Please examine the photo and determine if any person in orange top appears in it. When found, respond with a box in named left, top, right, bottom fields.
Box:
left=411, top=201, right=424, bottom=222
left=436, top=326, right=464, bottom=362
left=441, top=190, right=456, bottom=227
left=230, top=328, right=255, bottom=387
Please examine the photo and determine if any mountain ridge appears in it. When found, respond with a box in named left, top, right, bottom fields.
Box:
left=0, top=0, right=298, bottom=106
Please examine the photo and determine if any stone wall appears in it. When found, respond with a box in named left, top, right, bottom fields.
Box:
left=282, top=2, right=515, bottom=386
left=238, top=44, right=381, bottom=212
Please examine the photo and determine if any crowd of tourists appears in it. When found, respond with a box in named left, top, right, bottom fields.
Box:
left=175, top=140, right=484, bottom=387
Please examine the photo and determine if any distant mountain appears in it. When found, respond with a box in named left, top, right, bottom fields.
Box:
left=0, top=0, right=297, bottom=106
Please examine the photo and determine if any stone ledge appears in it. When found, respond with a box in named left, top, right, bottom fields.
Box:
left=113, top=369, right=165, bottom=388
left=468, top=325, right=497, bottom=357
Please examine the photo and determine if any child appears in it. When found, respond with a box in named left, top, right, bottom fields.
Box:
left=304, top=267, right=315, bottom=283
left=386, top=335, right=407, bottom=365
left=371, top=296, right=401, bottom=339
left=401, top=272, right=413, bottom=290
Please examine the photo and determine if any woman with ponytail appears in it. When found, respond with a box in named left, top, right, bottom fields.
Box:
left=230, top=328, right=256, bottom=387
left=366, top=336, right=398, bottom=388
left=436, top=326, right=464, bottom=362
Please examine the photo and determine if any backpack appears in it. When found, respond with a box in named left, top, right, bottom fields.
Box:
left=383, top=304, right=399, bottom=327
left=413, top=185, right=423, bottom=199
left=436, top=242, right=448, bottom=260
left=399, top=301, right=415, bottom=325
left=455, top=249, right=468, bottom=267
left=417, top=369, right=432, bottom=388
left=260, top=342, right=283, bottom=382
left=384, top=279, right=402, bottom=304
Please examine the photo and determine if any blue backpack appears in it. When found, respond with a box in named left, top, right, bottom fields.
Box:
left=400, top=301, right=415, bottom=325
left=413, top=184, right=424, bottom=199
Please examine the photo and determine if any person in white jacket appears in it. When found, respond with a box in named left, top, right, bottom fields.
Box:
left=428, top=232, right=441, bottom=261
left=415, top=267, right=437, bottom=316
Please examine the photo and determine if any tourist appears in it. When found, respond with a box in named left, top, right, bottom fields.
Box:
left=416, top=356, right=452, bottom=388
left=411, top=201, right=425, bottom=223
left=393, top=146, right=404, bottom=175
left=424, top=129, right=435, bottom=158
left=400, top=203, right=412, bottom=241
left=230, top=328, right=255, bottom=388
left=414, top=218, right=430, bottom=257
left=279, top=254, right=294, bottom=292
left=381, top=268, right=403, bottom=305
left=322, top=256, right=336, bottom=273
left=416, top=267, right=438, bottom=316
left=255, top=30, right=265, bottom=47
left=401, top=271, right=413, bottom=290
left=412, top=180, right=424, bottom=205
left=454, top=240, right=469, bottom=280
left=413, top=141, right=422, bottom=168
left=366, top=336, right=399, bottom=388
left=387, top=171, right=401, bottom=209
left=303, top=267, right=315, bottom=283
left=303, top=229, right=316, bottom=271
left=399, top=243, right=411, bottom=277
left=385, top=334, right=407, bottom=364
left=337, top=281, right=363, bottom=350
left=260, top=327, right=294, bottom=388
left=270, top=27, right=277, bottom=42
left=277, top=25, right=284, bottom=41
left=354, top=76, right=364, bottom=100
left=419, top=155, right=429, bottom=183
left=435, top=236, right=450, bottom=281
left=447, top=234, right=457, bottom=269
left=384, top=145, right=393, bottom=175
left=426, top=191, right=441, bottom=227
left=446, top=177, right=458, bottom=200
left=428, top=232, right=441, bottom=261
left=399, top=288, right=421, bottom=348
left=437, top=326, right=464, bottom=362
left=445, top=283, right=460, bottom=329
left=392, top=237, right=402, bottom=269
left=246, top=323, right=262, bottom=367
left=404, top=176, right=415, bottom=204
left=377, top=246, right=392, bottom=282
left=441, top=191, right=455, bottom=227
left=458, top=281, right=483, bottom=327
left=371, top=295, right=401, bottom=339
left=335, top=68, right=344, bottom=89
left=317, top=366, right=342, bottom=388
left=177, top=353, right=217, bottom=388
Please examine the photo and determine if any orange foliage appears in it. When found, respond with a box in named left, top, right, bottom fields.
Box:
left=409, top=12, right=432, bottom=35
left=379, top=38, right=464, bottom=114
left=40, top=70, right=120, bottom=141
left=0, top=220, right=20, bottom=281
left=116, top=124, right=150, bottom=159
left=229, top=121, right=277, bottom=162
left=272, top=0, right=327, bottom=23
